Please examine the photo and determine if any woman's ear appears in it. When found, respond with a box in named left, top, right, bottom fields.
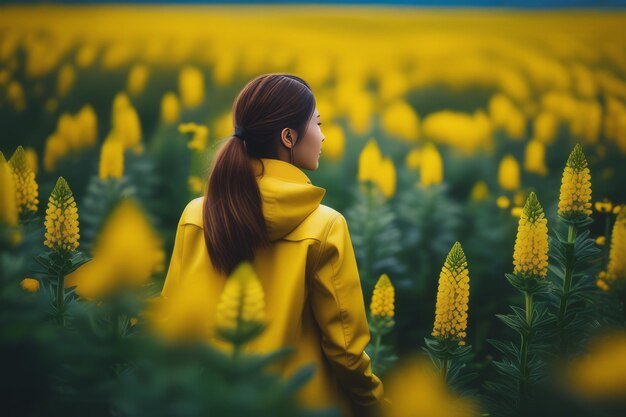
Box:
left=280, top=128, right=297, bottom=149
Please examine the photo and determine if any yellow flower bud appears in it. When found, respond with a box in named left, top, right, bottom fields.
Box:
left=99, top=136, right=124, bottom=180
left=44, top=177, right=80, bottom=253
left=432, top=242, right=470, bottom=346
left=513, top=192, right=549, bottom=279
left=420, top=142, right=443, bottom=187
left=0, top=151, right=19, bottom=227
left=161, top=92, right=180, bottom=124
left=20, top=278, right=40, bottom=293
left=370, top=274, right=395, bottom=319
left=498, top=154, right=521, bottom=191
left=215, top=262, right=266, bottom=331
left=8, top=146, right=39, bottom=214
left=179, top=65, right=204, bottom=108
left=558, top=144, right=592, bottom=220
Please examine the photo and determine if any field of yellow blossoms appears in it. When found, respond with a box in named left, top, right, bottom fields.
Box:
left=1, top=4, right=626, bottom=417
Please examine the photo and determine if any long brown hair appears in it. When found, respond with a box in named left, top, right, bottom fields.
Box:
left=203, top=74, right=316, bottom=275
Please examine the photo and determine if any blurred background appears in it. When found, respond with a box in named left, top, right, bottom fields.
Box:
left=1, top=1, right=626, bottom=416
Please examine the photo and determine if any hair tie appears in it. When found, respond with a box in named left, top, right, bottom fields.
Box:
left=234, top=125, right=247, bottom=140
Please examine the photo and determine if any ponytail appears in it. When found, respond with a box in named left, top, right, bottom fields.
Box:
left=203, top=136, right=270, bottom=275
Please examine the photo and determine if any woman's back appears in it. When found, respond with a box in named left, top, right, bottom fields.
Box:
left=161, top=158, right=384, bottom=417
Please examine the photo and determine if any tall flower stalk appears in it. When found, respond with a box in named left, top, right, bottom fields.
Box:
left=367, top=273, right=397, bottom=373
left=424, top=242, right=472, bottom=385
left=34, top=177, right=91, bottom=325
left=597, top=209, right=626, bottom=324
left=551, top=144, right=600, bottom=355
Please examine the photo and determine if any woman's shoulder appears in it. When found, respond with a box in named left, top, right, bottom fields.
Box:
left=282, top=204, right=345, bottom=242
left=178, top=197, right=204, bottom=229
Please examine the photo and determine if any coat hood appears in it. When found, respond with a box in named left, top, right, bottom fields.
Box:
left=251, top=158, right=326, bottom=242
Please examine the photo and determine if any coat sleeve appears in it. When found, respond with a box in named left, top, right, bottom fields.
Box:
left=309, top=213, right=385, bottom=415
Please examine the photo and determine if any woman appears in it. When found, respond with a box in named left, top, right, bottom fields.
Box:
left=161, top=74, right=385, bottom=417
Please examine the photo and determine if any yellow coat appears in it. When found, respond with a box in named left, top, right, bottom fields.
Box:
left=160, top=158, right=384, bottom=416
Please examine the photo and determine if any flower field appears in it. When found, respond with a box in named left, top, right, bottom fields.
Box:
left=1, top=4, right=626, bottom=417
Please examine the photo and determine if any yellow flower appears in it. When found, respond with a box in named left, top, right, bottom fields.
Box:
left=57, top=63, right=75, bottom=97
left=594, top=199, right=613, bottom=214
left=567, top=331, right=626, bottom=400
left=380, top=100, right=420, bottom=141
left=432, top=242, right=470, bottom=346
left=496, top=195, right=510, bottom=209
left=9, top=146, right=39, bottom=214
left=469, top=181, right=489, bottom=202
left=498, top=154, right=520, bottom=191
left=112, top=93, right=142, bottom=152
left=179, top=65, right=205, bottom=108
left=0, top=152, right=18, bottom=227
left=370, top=273, right=395, bottom=319
left=126, top=64, right=150, bottom=95
left=513, top=192, right=549, bottom=279
left=558, top=144, right=592, bottom=220
left=420, top=142, right=443, bottom=187
left=357, top=138, right=382, bottom=184
left=20, top=278, right=40, bottom=293
left=161, top=92, right=180, bottom=124
left=599, top=210, right=626, bottom=293
left=215, top=262, right=266, bottom=332
left=378, top=157, right=397, bottom=199
left=320, top=122, right=345, bottom=161
left=595, top=236, right=606, bottom=246
left=65, top=198, right=164, bottom=300
left=99, top=136, right=124, bottom=180
left=613, top=205, right=622, bottom=215
left=524, top=139, right=548, bottom=176
left=43, top=133, right=68, bottom=173
left=405, top=148, right=421, bottom=170
left=188, top=176, right=204, bottom=194
left=178, top=122, right=208, bottom=151
left=385, top=356, right=480, bottom=417
left=76, top=104, right=98, bottom=148
left=44, top=177, right=80, bottom=253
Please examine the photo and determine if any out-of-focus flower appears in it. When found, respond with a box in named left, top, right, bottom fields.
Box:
left=594, top=199, right=613, bottom=214
left=127, top=64, right=150, bottom=95
left=370, top=274, right=395, bottom=319
left=44, top=177, right=80, bottom=253
left=422, top=110, right=492, bottom=154
left=160, top=92, right=180, bottom=124
left=380, top=100, right=420, bottom=141
left=357, top=138, right=396, bottom=198
left=7, top=80, right=26, bottom=111
left=320, top=122, right=345, bottom=161
left=188, top=176, right=204, bottom=194
left=178, top=122, right=209, bottom=151
left=488, top=93, right=526, bottom=140
left=20, top=278, right=40, bottom=293
left=432, top=242, right=469, bottom=346
left=112, top=93, right=142, bottom=153
left=384, top=356, right=480, bottom=417
left=595, top=236, right=606, bottom=246
left=8, top=146, right=39, bottom=214
left=558, top=144, right=592, bottom=220
left=215, top=262, right=266, bottom=331
left=179, top=65, right=204, bottom=108
left=0, top=151, right=18, bottom=227
left=513, top=192, right=549, bottom=279
left=511, top=207, right=523, bottom=217
left=24, top=147, right=38, bottom=176
left=567, top=331, right=626, bottom=400
left=76, top=104, right=98, bottom=147
left=57, top=63, right=75, bottom=97
left=524, top=139, right=548, bottom=176
left=533, top=112, right=559, bottom=144
left=405, top=148, right=421, bottom=170
left=469, top=181, right=489, bottom=202
left=498, top=154, right=520, bottom=191
left=99, top=136, right=124, bottom=180
left=496, top=195, right=510, bottom=209
left=597, top=209, right=626, bottom=293
left=420, top=142, right=443, bottom=187
left=65, top=199, right=164, bottom=300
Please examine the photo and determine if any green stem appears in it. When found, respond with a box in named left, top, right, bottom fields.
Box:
left=56, top=271, right=65, bottom=326
left=558, top=224, right=577, bottom=354
left=519, top=292, right=534, bottom=397
left=603, top=214, right=612, bottom=270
